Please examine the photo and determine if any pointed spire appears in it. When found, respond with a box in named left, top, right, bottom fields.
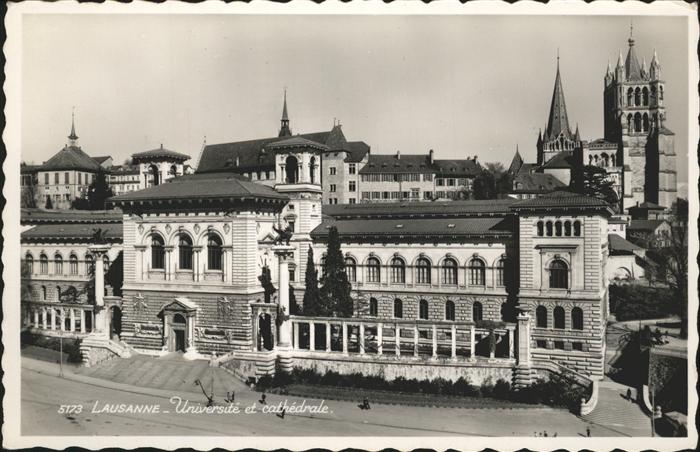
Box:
left=616, top=49, right=624, bottom=68
left=278, top=88, right=292, bottom=137
left=508, top=144, right=524, bottom=176
left=68, top=107, right=78, bottom=145
left=624, top=24, right=643, bottom=81
left=606, top=59, right=612, bottom=76
left=574, top=123, right=581, bottom=142
left=651, top=48, right=659, bottom=66
left=545, top=56, right=572, bottom=141
left=281, top=88, right=289, bottom=121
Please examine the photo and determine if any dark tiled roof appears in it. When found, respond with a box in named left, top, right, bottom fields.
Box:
left=359, top=153, right=431, bottom=174
left=325, top=125, right=350, bottom=151
left=311, top=217, right=511, bottom=241
left=345, top=141, right=370, bottom=163
left=21, top=208, right=123, bottom=225
left=433, top=159, right=481, bottom=177
left=625, top=42, right=643, bottom=81
left=41, top=145, right=102, bottom=172
left=628, top=219, right=667, bottom=231
left=196, top=131, right=331, bottom=173
left=588, top=138, right=617, bottom=149
left=511, top=190, right=612, bottom=210
left=608, top=234, right=643, bottom=253
left=322, top=199, right=517, bottom=219
left=541, top=151, right=577, bottom=169
left=516, top=163, right=537, bottom=176
left=508, top=150, right=523, bottom=175
left=608, top=216, right=628, bottom=224
left=108, top=165, right=140, bottom=176
left=93, top=156, right=112, bottom=165
left=545, top=65, right=573, bottom=141
left=132, top=146, right=190, bottom=162
left=21, top=164, right=42, bottom=174
left=658, top=126, right=675, bottom=136
left=631, top=202, right=665, bottom=210
left=269, top=135, right=328, bottom=151
left=512, top=172, right=567, bottom=193
left=108, top=172, right=287, bottom=204
left=21, top=223, right=122, bottom=243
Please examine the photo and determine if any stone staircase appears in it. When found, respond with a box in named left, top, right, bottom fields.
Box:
left=582, top=381, right=651, bottom=436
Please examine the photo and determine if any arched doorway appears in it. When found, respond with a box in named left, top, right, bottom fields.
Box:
left=285, top=155, right=298, bottom=183
left=172, top=313, right=187, bottom=352
left=149, top=164, right=160, bottom=186
left=259, top=313, right=273, bottom=351
left=109, top=306, right=122, bottom=341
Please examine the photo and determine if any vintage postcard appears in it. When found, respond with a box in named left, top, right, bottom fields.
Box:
left=3, top=1, right=698, bottom=450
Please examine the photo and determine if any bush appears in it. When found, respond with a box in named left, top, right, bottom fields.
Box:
left=609, top=285, right=678, bottom=321
left=22, top=332, right=83, bottom=363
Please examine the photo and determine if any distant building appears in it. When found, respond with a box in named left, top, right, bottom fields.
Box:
left=132, top=144, right=191, bottom=189
left=108, top=165, right=141, bottom=196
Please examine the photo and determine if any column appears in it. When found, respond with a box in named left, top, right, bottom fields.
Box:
left=309, top=321, right=315, bottom=351
left=508, top=328, right=514, bottom=359
left=413, top=325, right=419, bottom=357
left=377, top=323, right=383, bottom=355
left=342, top=322, right=348, bottom=354
left=134, top=246, right=145, bottom=280
left=223, top=246, right=233, bottom=283
left=89, top=245, right=110, bottom=337
left=70, top=308, right=75, bottom=332
left=252, top=309, right=260, bottom=352
left=192, top=247, right=202, bottom=282
left=164, top=246, right=174, bottom=281
left=293, top=322, right=300, bottom=350
left=42, top=309, right=47, bottom=329
left=50, top=309, right=56, bottom=330
left=273, top=246, right=293, bottom=349
left=451, top=324, right=457, bottom=360
left=80, top=309, right=86, bottom=333
left=187, top=315, right=195, bottom=351
left=359, top=323, right=365, bottom=355
left=432, top=325, right=437, bottom=358
left=33, top=310, right=39, bottom=329
left=395, top=324, right=401, bottom=357
left=325, top=322, right=331, bottom=352
left=470, top=326, right=476, bottom=358
left=517, top=313, right=532, bottom=366
left=490, top=333, right=497, bottom=359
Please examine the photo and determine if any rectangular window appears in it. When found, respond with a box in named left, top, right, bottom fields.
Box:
left=436, top=191, right=445, bottom=198
left=382, top=191, right=390, bottom=199
left=64, top=172, right=69, bottom=184
left=447, top=178, right=455, bottom=186
left=348, top=181, right=356, bottom=192
left=78, top=173, right=82, bottom=185
left=361, top=191, right=370, bottom=199
left=423, top=173, right=434, bottom=182
left=349, top=198, right=356, bottom=204
left=436, top=178, right=444, bottom=186
left=554, top=341, right=566, bottom=350
left=371, top=192, right=380, bottom=200
left=329, top=167, right=337, bottom=175
left=44, top=173, right=49, bottom=185
left=536, top=340, right=547, bottom=349
left=423, top=191, right=433, bottom=200
left=391, top=191, right=400, bottom=199
left=54, top=173, right=59, bottom=184
left=572, top=342, right=583, bottom=351
left=348, top=164, right=356, bottom=175
left=330, top=184, right=336, bottom=192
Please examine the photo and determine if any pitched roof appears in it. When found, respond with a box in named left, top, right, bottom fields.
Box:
left=93, top=156, right=112, bottom=165
left=433, top=159, right=481, bottom=177
left=107, top=172, right=288, bottom=205
left=359, top=153, right=430, bottom=174
left=21, top=223, right=122, bottom=243
left=625, top=38, right=644, bottom=81
left=132, top=146, right=190, bottom=162
left=21, top=163, right=42, bottom=174
left=345, top=141, right=370, bottom=163
left=41, top=145, right=103, bottom=172
left=512, top=172, right=567, bottom=193
left=541, top=151, right=577, bottom=169
left=508, top=148, right=523, bottom=175
left=311, top=217, right=511, bottom=241
left=21, top=208, right=123, bottom=225
left=325, top=124, right=351, bottom=151
left=628, top=219, right=668, bottom=231
left=608, top=233, right=643, bottom=254
left=322, top=199, right=517, bottom=219
left=631, top=201, right=665, bottom=210
left=269, top=135, right=328, bottom=151
left=545, top=63, right=573, bottom=141
left=511, top=190, right=613, bottom=212
left=108, top=165, right=140, bottom=176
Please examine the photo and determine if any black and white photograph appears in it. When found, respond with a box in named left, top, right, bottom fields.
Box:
left=3, top=1, right=698, bottom=450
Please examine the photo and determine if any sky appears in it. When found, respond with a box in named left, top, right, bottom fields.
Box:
left=21, top=14, right=689, bottom=191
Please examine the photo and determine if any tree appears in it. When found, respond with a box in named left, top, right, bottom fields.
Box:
left=258, top=265, right=276, bottom=304
left=577, top=165, right=619, bottom=208
left=302, top=246, right=322, bottom=316
left=86, top=170, right=114, bottom=210
left=319, top=227, right=353, bottom=317
left=21, top=183, right=37, bottom=208
left=472, top=162, right=512, bottom=200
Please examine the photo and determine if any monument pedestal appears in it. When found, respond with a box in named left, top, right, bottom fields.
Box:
left=273, top=245, right=295, bottom=373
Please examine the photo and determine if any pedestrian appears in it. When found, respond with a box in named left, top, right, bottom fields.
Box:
left=362, top=397, right=371, bottom=410
left=626, top=388, right=632, bottom=401
left=586, top=427, right=591, bottom=437
left=277, top=408, right=286, bottom=419
left=230, top=390, right=235, bottom=402
left=543, top=431, right=548, bottom=437
left=553, top=432, right=557, bottom=437
left=259, top=392, right=267, bottom=405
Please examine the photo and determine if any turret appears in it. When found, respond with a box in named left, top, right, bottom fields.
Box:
left=68, top=109, right=79, bottom=147
left=650, top=49, right=661, bottom=80
left=279, top=89, right=292, bottom=137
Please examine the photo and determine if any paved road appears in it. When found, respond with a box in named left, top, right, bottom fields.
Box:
left=21, top=357, right=603, bottom=437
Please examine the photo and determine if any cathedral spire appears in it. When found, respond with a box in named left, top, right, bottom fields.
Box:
left=624, top=23, right=643, bottom=81
left=68, top=107, right=78, bottom=146
left=279, top=89, right=292, bottom=137
left=545, top=56, right=572, bottom=141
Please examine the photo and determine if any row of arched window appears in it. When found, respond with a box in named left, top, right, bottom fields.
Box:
left=535, top=305, right=584, bottom=330
left=625, top=85, right=662, bottom=108
left=32, top=284, right=79, bottom=302
left=342, top=256, right=506, bottom=286
left=24, top=253, right=107, bottom=276
left=627, top=112, right=651, bottom=133
left=588, top=153, right=616, bottom=167
left=536, top=220, right=581, bottom=237
left=150, top=232, right=222, bottom=271
left=368, top=297, right=485, bottom=322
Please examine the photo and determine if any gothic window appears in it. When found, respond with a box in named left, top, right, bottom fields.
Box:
left=468, top=258, right=485, bottom=286
left=148, top=164, right=160, bottom=186
left=627, top=114, right=633, bottom=132
left=207, top=234, right=223, bottom=270
left=546, top=221, right=553, bottom=236
left=369, top=297, right=378, bottom=316
left=573, top=220, right=582, bottom=237
left=445, top=300, right=456, bottom=321
left=69, top=254, right=78, bottom=275
left=390, top=257, right=406, bottom=284
left=626, top=88, right=633, bottom=105
left=571, top=307, right=584, bottom=330
left=611, top=154, right=616, bottom=166
left=472, top=301, right=483, bottom=322
left=85, top=254, right=94, bottom=275
left=441, top=257, right=458, bottom=285
left=151, top=234, right=165, bottom=270
left=103, top=255, right=110, bottom=272
left=555, top=221, right=562, bottom=237
left=642, top=87, right=649, bottom=106
left=39, top=253, right=48, bottom=274
left=41, top=285, right=47, bottom=301
left=178, top=234, right=193, bottom=270
left=309, top=157, right=316, bottom=184
left=394, top=299, right=403, bottom=318
left=549, top=259, right=569, bottom=289
left=554, top=306, right=566, bottom=329
left=57, top=286, right=62, bottom=302
left=366, top=257, right=381, bottom=283
left=419, top=299, right=429, bottom=320
left=634, top=87, right=641, bottom=106
left=537, top=221, right=544, bottom=236
left=169, top=165, right=177, bottom=176
left=536, top=305, right=547, bottom=328
left=285, top=155, right=299, bottom=183
left=634, top=113, right=642, bottom=132
left=345, top=256, right=356, bottom=282
left=651, top=85, right=657, bottom=102
left=416, top=257, right=431, bottom=284
left=643, top=113, right=649, bottom=132
left=659, top=85, right=664, bottom=100
left=25, top=254, right=34, bottom=274
left=495, top=258, right=506, bottom=286
left=564, top=220, right=572, bottom=236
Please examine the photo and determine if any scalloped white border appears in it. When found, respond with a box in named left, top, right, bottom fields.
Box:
left=3, top=1, right=698, bottom=451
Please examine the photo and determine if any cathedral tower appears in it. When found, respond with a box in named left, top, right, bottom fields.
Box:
left=279, top=90, right=292, bottom=138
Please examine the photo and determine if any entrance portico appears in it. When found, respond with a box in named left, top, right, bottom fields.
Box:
left=160, top=298, right=198, bottom=357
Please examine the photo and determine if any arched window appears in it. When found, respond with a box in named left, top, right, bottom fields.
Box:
left=151, top=234, right=165, bottom=269
left=390, top=257, right=406, bottom=283
left=416, top=257, right=431, bottom=284
left=537, top=221, right=544, bottom=236
left=626, top=88, right=633, bottom=106
left=369, top=297, right=378, bottom=316
left=285, top=155, right=299, bottom=183
left=468, top=258, right=485, bottom=286
left=345, top=257, right=356, bottom=282
left=472, top=301, right=483, bottom=322
left=103, top=255, right=110, bottom=272
left=366, top=257, right=381, bottom=283
left=419, top=299, right=429, bottom=320
left=394, top=299, right=403, bottom=318
left=571, top=307, right=584, bottom=330
left=573, top=220, right=581, bottom=237
left=564, top=221, right=572, bottom=236
left=555, top=221, right=562, bottom=237
left=85, top=254, right=94, bottom=275
left=207, top=234, right=223, bottom=270
left=627, top=114, right=633, bottom=131
left=634, top=113, right=642, bottom=132
left=546, top=221, right=553, bottom=236
left=554, top=306, right=566, bottom=329
left=57, top=286, right=62, bottom=302
left=536, top=306, right=547, bottom=328
left=634, top=87, right=641, bottom=106
left=642, top=87, right=649, bottom=105
left=40, top=253, right=49, bottom=274
left=149, top=164, right=160, bottom=186
left=69, top=254, right=78, bottom=275
left=659, top=85, right=664, bottom=100
left=445, top=300, right=456, bottom=321
left=54, top=254, right=63, bottom=275
left=169, top=164, right=177, bottom=176
left=178, top=234, right=193, bottom=270
left=309, top=156, right=316, bottom=184
left=25, top=254, right=34, bottom=274
left=549, top=259, right=569, bottom=289
left=41, top=285, right=47, bottom=301
left=642, top=113, right=649, bottom=132
left=441, top=257, right=458, bottom=285
left=495, top=258, right=506, bottom=287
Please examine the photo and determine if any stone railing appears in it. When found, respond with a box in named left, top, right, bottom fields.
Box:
left=25, top=301, right=95, bottom=336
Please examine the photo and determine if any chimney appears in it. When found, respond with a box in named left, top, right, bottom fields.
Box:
left=473, top=155, right=478, bottom=163
left=396, top=150, right=401, bottom=160
left=429, top=149, right=434, bottom=164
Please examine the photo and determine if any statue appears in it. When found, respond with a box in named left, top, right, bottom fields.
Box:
left=272, top=224, right=293, bottom=246
left=92, top=227, right=108, bottom=244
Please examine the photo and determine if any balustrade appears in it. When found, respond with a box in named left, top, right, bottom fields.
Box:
left=26, top=301, right=95, bottom=335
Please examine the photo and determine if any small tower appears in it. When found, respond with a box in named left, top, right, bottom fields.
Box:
left=279, top=90, right=292, bottom=138
left=68, top=109, right=79, bottom=147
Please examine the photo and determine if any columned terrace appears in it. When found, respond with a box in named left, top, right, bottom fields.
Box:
left=24, top=301, right=95, bottom=337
